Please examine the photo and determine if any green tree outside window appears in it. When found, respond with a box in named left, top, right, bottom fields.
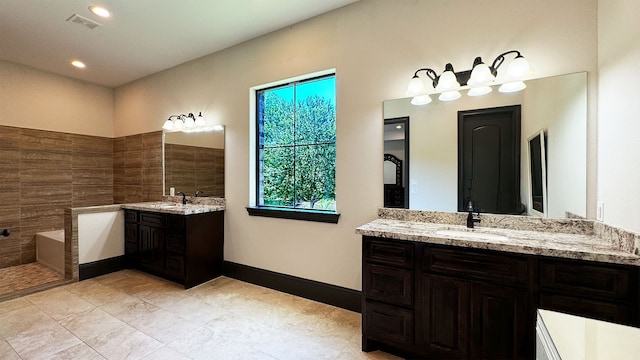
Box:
left=257, top=75, right=336, bottom=211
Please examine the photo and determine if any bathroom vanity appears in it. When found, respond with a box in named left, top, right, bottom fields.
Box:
left=123, top=203, right=224, bottom=288
left=357, top=211, right=640, bottom=359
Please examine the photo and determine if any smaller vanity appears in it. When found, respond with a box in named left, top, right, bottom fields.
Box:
left=122, top=201, right=225, bottom=289
left=357, top=208, right=640, bottom=359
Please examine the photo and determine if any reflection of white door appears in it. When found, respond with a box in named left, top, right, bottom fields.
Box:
left=384, top=160, right=397, bottom=184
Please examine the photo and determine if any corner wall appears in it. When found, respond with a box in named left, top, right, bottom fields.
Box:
left=598, top=0, right=640, bottom=232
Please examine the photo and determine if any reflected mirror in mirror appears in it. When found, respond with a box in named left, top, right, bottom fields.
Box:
left=163, top=129, right=224, bottom=197
left=383, top=72, right=587, bottom=219
left=384, top=117, right=409, bottom=208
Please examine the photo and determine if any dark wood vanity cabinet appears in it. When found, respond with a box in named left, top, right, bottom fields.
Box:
left=125, top=209, right=224, bottom=288
left=362, top=235, right=639, bottom=359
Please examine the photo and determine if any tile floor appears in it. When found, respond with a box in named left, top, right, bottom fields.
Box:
left=0, top=270, right=401, bottom=359
left=0, top=263, right=66, bottom=301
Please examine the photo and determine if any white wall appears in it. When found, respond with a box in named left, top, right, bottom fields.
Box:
left=113, top=0, right=598, bottom=290
left=598, top=0, right=640, bottom=232
left=522, top=72, right=587, bottom=218
left=77, top=211, right=125, bottom=264
left=0, top=60, right=114, bottom=137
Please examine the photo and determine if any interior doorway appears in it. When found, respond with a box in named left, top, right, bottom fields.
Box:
left=458, top=105, right=523, bottom=214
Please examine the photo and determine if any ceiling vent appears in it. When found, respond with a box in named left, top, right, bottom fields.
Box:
left=66, top=14, right=102, bottom=30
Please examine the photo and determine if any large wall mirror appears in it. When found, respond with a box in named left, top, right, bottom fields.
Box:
left=383, top=72, right=587, bottom=219
left=163, top=129, right=225, bottom=197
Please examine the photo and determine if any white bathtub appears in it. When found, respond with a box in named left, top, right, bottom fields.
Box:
left=36, top=230, right=64, bottom=274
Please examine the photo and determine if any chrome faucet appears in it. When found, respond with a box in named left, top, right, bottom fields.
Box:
left=195, top=190, right=204, bottom=197
left=176, top=192, right=188, bottom=205
left=466, top=200, right=481, bottom=228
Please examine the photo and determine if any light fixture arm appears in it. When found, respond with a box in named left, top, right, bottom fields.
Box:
left=412, top=68, right=439, bottom=87
left=490, top=50, right=522, bottom=76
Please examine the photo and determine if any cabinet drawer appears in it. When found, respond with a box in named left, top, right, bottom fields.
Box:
left=166, top=215, right=185, bottom=231
left=365, top=264, right=413, bottom=306
left=125, top=210, right=137, bottom=223
left=424, top=247, right=530, bottom=287
left=540, top=259, right=633, bottom=300
left=166, top=233, right=186, bottom=254
left=365, top=300, right=414, bottom=346
left=140, top=212, right=164, bottom=227
left=539, top=293, right=632, bottom=325
left=364, top=237, right=414, bottom=268
left=166, top=253, right=185, bottom=278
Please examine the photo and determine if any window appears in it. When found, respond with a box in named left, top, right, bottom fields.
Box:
left=248, top=74, right=338, bottom=223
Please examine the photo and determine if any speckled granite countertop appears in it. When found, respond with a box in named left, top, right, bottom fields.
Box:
left=356, top=218, right=640, bottom=266
left=123, top=202, right=225, bottom=215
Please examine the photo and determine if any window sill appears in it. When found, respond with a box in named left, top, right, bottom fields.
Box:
left=246, top=206, right=340, bottom=224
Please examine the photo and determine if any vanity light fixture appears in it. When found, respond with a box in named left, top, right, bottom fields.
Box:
left=163, top=112, right=221, bottom=133
left=406, top=50, right=531, bottom=105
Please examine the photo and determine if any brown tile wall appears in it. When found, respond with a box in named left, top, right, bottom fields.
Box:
left=113, top=131, right=163, bottom=204
left=0, top=125, right=116, bottom=269
left=164, top=144, right=224, bottom=197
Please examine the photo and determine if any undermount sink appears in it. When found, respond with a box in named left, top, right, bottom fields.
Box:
left=435, top=229, right=509, bottom=241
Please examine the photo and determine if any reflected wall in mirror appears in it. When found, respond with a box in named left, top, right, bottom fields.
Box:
left=163, top=129, right=224, bottom=197
left=383, top=72, right=587, bottom=219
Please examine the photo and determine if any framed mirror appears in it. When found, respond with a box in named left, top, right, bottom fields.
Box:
left=163, top=129, right=225, bottom=197
left=528, top=129, right=547, bottom=217
left=384, top=117, right=409, bottom=208
left=383, top=72, right=587, bottom=218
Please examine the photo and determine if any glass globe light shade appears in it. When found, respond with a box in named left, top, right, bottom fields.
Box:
left=162, top=119, right=174, bottom=131
left=468, top=86, right=493, bottom=97
left=195, top=113, right=206, bottom=128
left=411, top=94, right=432, bottom=106
left=506, top=55, right=531, bottom=80
left=438, top=90, right=461, bottom=102
left=435, top=70, right=460, bottom=92
left=406, top=76, right=427, bottom=96
left=499, top=81, right=527, bottom=93
left=183, top=115, right=195, bottom=128
left=468, top=63, right=495, bottom=87
left=173, top=118, right=185, bottom=130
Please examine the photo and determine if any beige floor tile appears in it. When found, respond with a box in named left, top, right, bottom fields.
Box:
left=0, top=296, right=31, bottom=315
left=84, top=323, right=163, bottom=360
left=1, top=271, right=400, bottom=360
left=64, top=279, right=131, bottom=306
left=140, top=346, right=191, bottom=360
left=6, top=321, right=82, bottom=360
left=26, top=287, right=95, bottom=321
left=0, top=339, right=21, bottom=359
left=100, top=296, right=159, bottom=323
left=58, top=307, right=126, bottom=341
left=47, top=342, right=105, bottom=360
left=128, top=307, right=202, bottom=344
left=0, top=304, right=56, bottom=340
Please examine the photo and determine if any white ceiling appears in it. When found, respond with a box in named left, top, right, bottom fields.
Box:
left=0, top=0, right=357, bottom=87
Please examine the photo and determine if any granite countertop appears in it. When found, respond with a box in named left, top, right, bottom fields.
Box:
left=356, top=218, right=640, bottom=266
left=123, top=202, right=225, bottom=215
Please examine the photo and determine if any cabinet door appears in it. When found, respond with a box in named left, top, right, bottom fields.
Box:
left=421, top=275, right=469, bottom=359
left=139, top=225, right=164, bottom=272
left=470, top=283, right=533, bottom=360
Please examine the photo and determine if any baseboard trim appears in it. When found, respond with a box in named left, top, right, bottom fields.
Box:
left=223, top=261, right=362, bottom=313
left=79, top=256, right=126, bottom=280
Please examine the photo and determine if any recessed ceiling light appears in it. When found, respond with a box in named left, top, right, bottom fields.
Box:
left=89, top=5, right=111, bottom=18
left=71, top=60, right=86, bottom=69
